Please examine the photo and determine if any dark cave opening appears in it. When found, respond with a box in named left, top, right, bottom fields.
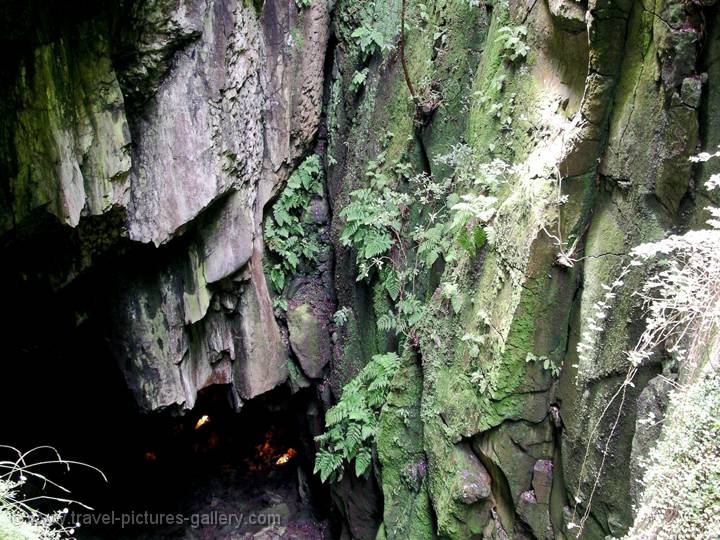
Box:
left=0, top=230, right=331, bottom=539
left=2, top=328, right=329, bottom=538
left=65, top=385, right=328, bottom=539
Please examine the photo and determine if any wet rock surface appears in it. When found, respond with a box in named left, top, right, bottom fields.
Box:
left=288, top=303, right=333, bottom=379
left=1, top=0, right=717, bottom=538
left=548, top=0, right=587, bottom=32
left=0, top=0, right=332, bottom=413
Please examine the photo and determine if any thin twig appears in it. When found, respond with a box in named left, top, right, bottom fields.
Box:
left=400, top=0, right=419, bottom=108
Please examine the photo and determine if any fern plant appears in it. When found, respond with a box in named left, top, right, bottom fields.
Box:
left=339, top=153, right=408, bottom=280
left=332, top=306, right=352, bottom=327
left=264, top=155, right=324, bottom=297
left=340, top=149, right=509, bottom=340
left=340, top=157, right=440, bottom=340
left=496, top=25, right=529, bottom=63
left=415, top=221, right=454, bottom=268
left=314, top=353, right=400, bottom=483
left=349, top=68, right=369, bottom=93
left=525, top=352, right=561, bottom=378
left=350, top=25, right=389, bottom=57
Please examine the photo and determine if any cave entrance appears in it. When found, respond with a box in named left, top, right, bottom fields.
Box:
left=1, top=311, right=329, bottom=540
left=67, top=385, right=329, bottom=539
left=0, top=226, right=331, bottom=538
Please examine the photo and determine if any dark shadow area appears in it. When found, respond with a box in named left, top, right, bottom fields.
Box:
left=0, top=222, right=331, bottom=539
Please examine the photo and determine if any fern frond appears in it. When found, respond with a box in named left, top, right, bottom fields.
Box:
left=354, top=449, right=372, bottom=477
left=314, top=353, right=400, bottom=484
left=382, top=269, right=401, bottom=301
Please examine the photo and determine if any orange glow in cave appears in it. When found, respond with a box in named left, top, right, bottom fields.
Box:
left=275, top=448, right=298, bottom=465
left=194, top=415, right=210, bottom=430
left=244, top=430, right=298, bottom=471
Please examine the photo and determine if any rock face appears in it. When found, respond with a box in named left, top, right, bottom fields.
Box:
left=628, top=375, right=673, bottom=509
left=286, top=276, right=335, bottom=380
left=126, top=0, right=264, bottom=247
left=1, top=0, right=717, bottom=538
left=0, top=20, right=131, bottom=235
left=288, top=303, right=333, bottom=379
left=547, top=0, right=586, bottom=32
left=325, top=0, right=715, bottom=538
left=0, top=0, right=331, bottom=412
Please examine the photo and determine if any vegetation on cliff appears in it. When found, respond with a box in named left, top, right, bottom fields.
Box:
left=2, top=0, right=720, bottom=538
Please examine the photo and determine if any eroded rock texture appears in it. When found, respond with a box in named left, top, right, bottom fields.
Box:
left=325, top=0, right=716, bottom=538
left=0, top=20, right=131, bottom=234
left=0, top=0, right=332, bottom=412
left=1, top=0, right=717, bottom=537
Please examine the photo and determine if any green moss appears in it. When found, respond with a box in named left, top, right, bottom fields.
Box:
left=287, top=357, right=311, bottom=393
left=3, top=20, right=130, bottom=233
left=377, top=352, right=434, bottom=539
left=328, top=0, right=491, bottom=398
left=421, top=3, right=490, bottom=172
left=465, top=3, right=512, bottom=157
left=182, top=244, right=212, bottom=325
left=332, top=310, right=376, bottom=398
left=329, top=0, right=618, bottom=536
left=422, top=420, right=494, bottom=539
left=603, top=0, right=698, bottom=212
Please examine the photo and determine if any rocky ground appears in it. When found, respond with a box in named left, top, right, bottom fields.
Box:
left=78, top=465, right=330, bottom=540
